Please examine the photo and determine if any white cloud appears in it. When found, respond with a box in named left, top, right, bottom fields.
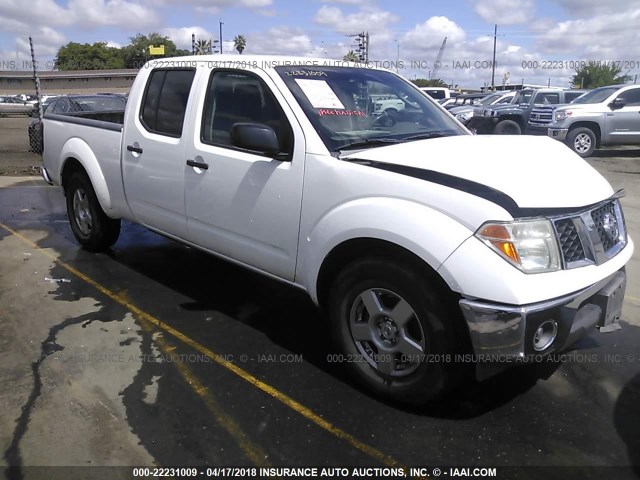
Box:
left=245, top=27, right=323, bottom=56
left=472, top=0, right=535, bottom=25
left=0, top=0, right=162, bottom=31
left=169, top=0, right=271, bottom=7
left=535, top=7, right=640, bottom=58
left=552, top=0, right=633, bottom=17
left=402, top=16, right=466, bottom=50
left=0, top=0, right=70, bottom=28
left=322, top=0, right=372, bottom=4
left=15, top=27, right=67, bottom=57
left=314, top=5, right=399, bottom=34
left=161, top=27, right=216, bottom=50
left=67, top=0, right=162, bottom=29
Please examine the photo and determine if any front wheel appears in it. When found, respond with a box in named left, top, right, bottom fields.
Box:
left=65, top=172, right=121, bottom=252
left=493, top=119, right=522, bottom=135
left=328, top=258, right=461, bottom=405
left=566, top=127, right=596, bottom=157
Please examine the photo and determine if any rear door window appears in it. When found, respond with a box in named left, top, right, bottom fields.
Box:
left=140, top=69, right=196, bottom=137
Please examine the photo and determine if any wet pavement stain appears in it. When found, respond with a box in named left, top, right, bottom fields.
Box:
left=3, top=297, right=124, bottom=480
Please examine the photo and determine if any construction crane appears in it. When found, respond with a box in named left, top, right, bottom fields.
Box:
left=431, top=37, right=447, bottom=79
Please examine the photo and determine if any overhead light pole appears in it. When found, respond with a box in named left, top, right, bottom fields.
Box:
left=491, top=24, right=497, bottom=91
left=219, top=21, right=224, bottom=54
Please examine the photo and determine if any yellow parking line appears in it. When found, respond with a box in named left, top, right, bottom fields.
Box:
left=120, top=291, right=270, bottom=467
left=0, top=222, right=401, bottom=467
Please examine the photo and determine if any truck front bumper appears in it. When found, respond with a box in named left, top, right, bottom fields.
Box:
left=459, top=269, right=626, bottom=380
left=548, top=128, right=569, bottom=141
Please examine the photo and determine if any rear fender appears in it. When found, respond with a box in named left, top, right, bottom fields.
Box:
left=59, top=137, right=112, bottom=213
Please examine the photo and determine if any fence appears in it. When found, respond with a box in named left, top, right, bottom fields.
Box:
left=0, top=99, right=43, bottom=176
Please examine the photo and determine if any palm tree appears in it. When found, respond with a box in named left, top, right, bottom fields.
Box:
left=194, top=38, right=211, bottom=55
left=234, top=35, right=247, bottom=54
left=343, top=50, right=359, bottom=62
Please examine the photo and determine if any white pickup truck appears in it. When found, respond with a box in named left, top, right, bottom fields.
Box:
left=43, top=55, right=633, bottom=405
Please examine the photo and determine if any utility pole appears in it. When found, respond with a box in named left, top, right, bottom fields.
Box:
left=349, top=32, right=369, bottom=63
left=490, top=24, right=497, bottom=92
left=219, top=21, right=224, bottom=54
left=191, top=33, right=196, bottom=55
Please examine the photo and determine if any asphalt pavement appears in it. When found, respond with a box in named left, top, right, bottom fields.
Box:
left=0, top=152, right=639, bottom=480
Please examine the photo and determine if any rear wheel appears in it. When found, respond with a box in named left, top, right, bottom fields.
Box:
left=65, top=172, right=120, bottom=251
left=494, top=119, right=522, bottom=135
left=328, top=258, right=460, bottom=405
left=566, top=127, right=596, bottom=157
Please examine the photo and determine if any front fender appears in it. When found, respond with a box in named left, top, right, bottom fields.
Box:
left=59, top=137, right=112, bottom=213
left=297, top=197, right=473, bottom=304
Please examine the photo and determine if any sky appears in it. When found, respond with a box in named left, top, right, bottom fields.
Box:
left=1, top=0, right=640, bottom=88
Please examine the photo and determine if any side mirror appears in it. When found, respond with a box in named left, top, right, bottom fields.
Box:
left=231, top=122, right=282, bottom=158
left=609, top=98, right=626, bottom=111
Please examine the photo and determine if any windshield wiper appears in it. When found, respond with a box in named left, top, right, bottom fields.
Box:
left=401, top=131, right=456, bottom=141
left=337, top=138, right=401, bottom=151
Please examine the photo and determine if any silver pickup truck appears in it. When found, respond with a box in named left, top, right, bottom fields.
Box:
left=548, top=84, right=640, bottom=157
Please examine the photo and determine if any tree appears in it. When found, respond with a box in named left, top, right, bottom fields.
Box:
left=55, top=42, right=125, bottom=70
left=343, top=50, right=359, bottom=62
left=121, top=33, right=190, bottom=68
left=234, top=35, right=247, bottom=54
left=194, top=38, right=212, bottom=55
left=411, top=78, right=448, bottom=87
left=571, top=62, right=631, bottom=89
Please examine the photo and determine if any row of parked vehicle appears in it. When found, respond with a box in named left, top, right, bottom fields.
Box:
left=0, top=94, right=38, bottom=116
left=452, top=84, right=640, bottom=157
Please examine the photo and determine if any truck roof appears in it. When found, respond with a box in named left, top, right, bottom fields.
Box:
left=143, top=54, right=379, bottom=71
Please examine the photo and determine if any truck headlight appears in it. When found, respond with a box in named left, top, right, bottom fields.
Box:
left=554, top=110, right=572, bottom=121
left=476, top=219, right=561, bottom=273
left=456, top=112, right=472, bottom=122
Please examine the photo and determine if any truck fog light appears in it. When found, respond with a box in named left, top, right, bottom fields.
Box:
left=533, top=320, right=558, bottom=351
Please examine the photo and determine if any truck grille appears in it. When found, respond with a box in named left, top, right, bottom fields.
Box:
left=591, top=201, right=620, bottom=252
left=554, top=219, right=585, bottom=263
left=553, top=199, right=626, bottom=268
left=528, top=107, right=555, bottom=128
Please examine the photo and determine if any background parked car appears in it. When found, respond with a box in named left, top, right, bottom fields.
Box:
left=419, top=87, right=451, bottom=99
left=467, top=88, right=587, bottom=135
left=29, top=94, right=126, bottom=154
left=548, top=84, right=640, bottom=157
left=442, top=93, right=487, bottom=111
left=0, top=96, right=34, bottom=116
left=450, top=91, right=516, bottom=124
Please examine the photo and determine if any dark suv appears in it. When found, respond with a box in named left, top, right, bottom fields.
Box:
left=467, top=88, right=588, bottom=135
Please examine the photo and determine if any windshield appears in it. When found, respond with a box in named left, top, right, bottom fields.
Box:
left=513, top=89, right=535, bottom=105
left=571, top=86, right=620, bottom=104
left=275, top=66, right=466, bottom=151
left=479, top=94, right=500, bottom=105
left=75, top=96, right=126, bottom=111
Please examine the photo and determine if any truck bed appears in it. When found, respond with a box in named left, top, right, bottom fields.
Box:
left=43, top=110, right=128, bottom=218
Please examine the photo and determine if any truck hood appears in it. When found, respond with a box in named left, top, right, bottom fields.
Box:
left=448, top=105, right=475, bottom=115
left=554, top=103, right=597, bottom=112
left=340, top=134, right=613, bottom=215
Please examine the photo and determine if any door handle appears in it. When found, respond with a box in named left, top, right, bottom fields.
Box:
left=127, top=145, right=143, bottom=154
left=186, top=159, right=209, bottom=170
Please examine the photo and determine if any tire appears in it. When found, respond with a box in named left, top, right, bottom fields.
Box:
left=65, top=172, right=121, bottom=252
left=328, top=258, right=461, bottom=405
left=493, top=119, right=522, bottom=135
left=375, top=109, right=398, bottom=127
left=566, top=127, right=596, bottom=158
